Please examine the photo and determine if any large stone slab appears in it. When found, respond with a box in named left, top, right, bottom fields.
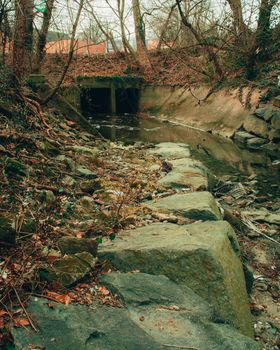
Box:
left=12, top=273, right=259, bottom=349
left=148, top=142, right=191, bottom=159
left=145, top=191, right=222, bottom=221
left=159, top=158, right=216, bottom=191
left=99, top=221, right=252, bottom=336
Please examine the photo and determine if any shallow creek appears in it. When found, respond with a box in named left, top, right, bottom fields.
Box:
left=89, top=114, right=280, bottom=200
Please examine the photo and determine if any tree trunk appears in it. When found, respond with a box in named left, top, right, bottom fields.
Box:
left=117, top=0, right=137, bottom=63
left=245, top=0, right=276, bottom=78
left=33, top=0, right=55, bottom=73
left=226, top=0, right=247, bottom=36
left=13, top=0, right=34, bottom=80
left=132, top=0, right=151, bottom=68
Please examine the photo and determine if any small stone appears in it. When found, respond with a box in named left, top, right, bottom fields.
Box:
left=39, top=139, right=60, bottom=156
left=69, top=146, right=100, bottom=157
left=234, top=131, right=255, bottom=144
left=247, top=137, right=267, bottom=149
left=42, top=252, right=97, bottom=287
left=58, top=237, right=98, bottom=256
left=78, top=196, right=95, bottom=208
left=243, top=115, right=269, bottom=139
left=56, top=155, right=76, bottom=172
left=80, top=179, right=101, bottom=194
left=254, top=107, right=273, bottom=121
left=39, top=190, right=56, bottom=204
left=62, top=175, right=76, bottom=186
left=76, top=166, right=97, bottom=179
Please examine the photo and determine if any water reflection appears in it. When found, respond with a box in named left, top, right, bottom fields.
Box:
left=88, top=114, right=279, bottom=197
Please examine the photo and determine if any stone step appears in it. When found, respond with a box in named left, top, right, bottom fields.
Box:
left=145, top=191, right=222, bottom=221
left=159, top=157, right=216, bottom=191
left=99, top=221, right=252, bottom=337
left=12, top=273, right=260, bottom=350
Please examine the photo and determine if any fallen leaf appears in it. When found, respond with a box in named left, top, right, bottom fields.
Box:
left=13, top=318, right=30, bottom=327
left=0, top=310, right=7, bottom=317
left=46, top=291, right=71, bottom=305
left=98, top=286, right=110, bottom=296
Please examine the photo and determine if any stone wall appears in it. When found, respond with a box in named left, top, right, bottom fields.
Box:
left=233, top=107, right=280, bottom=152
left=139, top=85, right=262, bottom=137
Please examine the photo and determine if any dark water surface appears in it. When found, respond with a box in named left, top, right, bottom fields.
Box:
left=88, top=114, right=280, bottom=199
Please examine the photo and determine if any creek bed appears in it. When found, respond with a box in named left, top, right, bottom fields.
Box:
left=88, top=114, right=280, bottom=200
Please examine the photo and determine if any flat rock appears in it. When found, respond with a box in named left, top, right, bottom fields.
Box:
left=12, top=273, right=259, bottom=349
left=69, top=145, right=100, bottom=157
left=148, top=142, right=191, bottom=159
left=242, top=209, right=280, bottom=225
left=99, top=221, right=252, bottom=336
left=247, top=137, right=267, bottom=149
left=145, top=191, right=222, bottom=221
left=243, top=115, right=269, bottom=139
left=233, top=131, right=255, bottom=144
left=159, top=158, right=216, bottom=191
left=76, top=166, right=97, bottom=179
left=254, top=107, right=274, bottom=121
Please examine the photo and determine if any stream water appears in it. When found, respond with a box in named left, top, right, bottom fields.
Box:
left=88, top=114, right=280, bottom=199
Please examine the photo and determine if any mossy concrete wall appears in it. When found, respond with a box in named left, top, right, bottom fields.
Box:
left=139, top=86, right=262, bottom=137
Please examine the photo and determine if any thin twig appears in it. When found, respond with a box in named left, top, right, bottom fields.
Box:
left=242, top=216, right=280, bottom=245
left=13, top=286, right=39, bottom=332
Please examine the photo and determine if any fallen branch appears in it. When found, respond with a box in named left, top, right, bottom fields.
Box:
left=13, top=287, right=39, bottom=332
left=242, top=216, right=280, bottom=245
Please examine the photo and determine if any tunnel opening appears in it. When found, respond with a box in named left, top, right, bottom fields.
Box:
left=80, top=88, right=111, bottom=115
left=116, top=88, right=139, bottom=114
left=80, top=87, right=139, bottom=116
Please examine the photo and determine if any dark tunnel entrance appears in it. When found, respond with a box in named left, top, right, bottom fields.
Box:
left=80, top=87, right=139, bottom=116
left=116, top=88, right=139, bottom=114
left=80, top=88, right=111, bottom=115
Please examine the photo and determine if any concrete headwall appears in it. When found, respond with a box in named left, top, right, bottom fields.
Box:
left=139, top=86, right=261, bottom=137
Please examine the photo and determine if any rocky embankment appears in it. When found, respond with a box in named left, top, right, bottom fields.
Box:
left=1, top=107, right=279, bottom=349
left=233, top=105, right=280, bottom=152
left=10, top=142, right=264, bottom=350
